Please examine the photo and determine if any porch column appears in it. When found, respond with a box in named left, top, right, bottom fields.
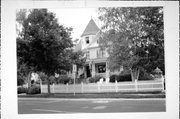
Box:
left=92, top=63, right=95, bottom=77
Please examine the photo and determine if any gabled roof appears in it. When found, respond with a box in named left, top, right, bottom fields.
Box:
left=81, top=19, right=100, bottom=37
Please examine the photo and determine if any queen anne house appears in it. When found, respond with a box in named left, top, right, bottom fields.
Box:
left=74, top=19, right=111, bottom=83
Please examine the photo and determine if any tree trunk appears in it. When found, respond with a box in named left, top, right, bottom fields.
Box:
left=27, top=71, right=32, bottom=94
left=131, top=68, right=140, bottom=82
left=47, top=77, right=51, bottom=94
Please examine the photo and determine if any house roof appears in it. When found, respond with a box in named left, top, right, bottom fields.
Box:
left=81, top=19, right=100, bottom=37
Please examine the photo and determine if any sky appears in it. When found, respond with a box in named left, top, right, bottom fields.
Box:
left=49, top=8, right=101, bottom=41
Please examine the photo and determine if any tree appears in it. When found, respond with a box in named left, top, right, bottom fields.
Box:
left=16, top=9, right=32, bottom=86
left=16, top=9, right=73, bottom=93
left=98, top=7, right=164, bottom=81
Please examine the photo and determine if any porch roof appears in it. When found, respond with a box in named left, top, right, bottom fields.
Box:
left=85, top=57, right=107, bottom=64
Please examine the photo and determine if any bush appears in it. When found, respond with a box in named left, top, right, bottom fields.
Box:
left=76, top=77, right=84, bottom=84
left=118, top=74, right=131, bottom=82
left=27, top=86, right=41, bottom=94
left=109, top=75, right=119, bottom=82
left=55, top=75, right=73, bottom=84
left=139, top=72, right=153, bottom=80
left=89, top=75, right=102, bottom=83
left=138, top=68, right=154, bottom=81
left=18, top=86, right=27, bottom=94
left=110, top=70, right=153, bottom=82
left=110, top=74, right=131, bottom=82
left=17, top=78, right=25, bottom=86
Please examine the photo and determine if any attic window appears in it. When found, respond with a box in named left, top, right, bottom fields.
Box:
left=85, top=37, right=89, bottom=44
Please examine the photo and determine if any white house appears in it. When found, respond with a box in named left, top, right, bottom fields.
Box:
left=74, top=19, right=117, bottom=83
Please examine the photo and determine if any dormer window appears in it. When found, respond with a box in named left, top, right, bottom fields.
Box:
left=85, top=37, right=89, bottom=44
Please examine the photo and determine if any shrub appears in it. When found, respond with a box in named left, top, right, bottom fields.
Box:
left=118, top=74, right=131, bottom=82
left=17, top=78, right=25, bottom=86
left=49, top=76, right=55, bottom=84
left=18, top=86, right=27, bottom=94
left=138, top=69, right=154, bottom=81
left=89, top=75, right=102, bottom=83
left=39, top=72, right=48, bottom=84
left=109, top=75, right=119, bottom=82
left=55, top=75, right=73, bottom=84
left=139, top=72, right=153, bottom=80
left=110, top=74, right=131, bottom=82
left=110, top=70, right=153, bottom=82
left=76, top=77, right=84, bottom=84
left=27, top=86, right=41, bottom=94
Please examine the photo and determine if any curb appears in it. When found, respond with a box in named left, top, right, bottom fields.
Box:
left=18, top=97, right=166, bottom=101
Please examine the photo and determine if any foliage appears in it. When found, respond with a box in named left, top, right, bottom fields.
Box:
left=16, top=9, right=74, bottom=93
left=70, top=50, right=86, bottom=68
left=38, top=72, right=48, bottom=84
left=17, top=60, right=30, bottom=86
left=18, top=86, right=28, bottom=94
left=98, top=7, right=164, bottom=74
left=89, top=75, right=103, bottom=83
left=76, top=77, right=85, bottom=83
left=110, top=68, right=154, bottom=82
left=138, top=69, right=154, bottom=80
left=109, top=75, right=118, bottom=82
left=54, top=75, right=73, bottom=84
left=17, top=78, right=25, bottom=86
left=27, top=86, right=41, bottom=94
left=110, top=74, right=131, bottom=82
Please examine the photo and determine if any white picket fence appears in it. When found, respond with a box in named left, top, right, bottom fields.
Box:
left=41, top=80, right=164, bottom=93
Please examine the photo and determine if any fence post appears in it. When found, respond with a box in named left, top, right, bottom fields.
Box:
left=115, top=80, right=118, bottom=92
left=66, top=83, right=69, bottom=93
left=135, top=80, right=138, bottom=92
left=98, top=83, right=100, bottom=92
left=81, top=82, right=83, bottom=93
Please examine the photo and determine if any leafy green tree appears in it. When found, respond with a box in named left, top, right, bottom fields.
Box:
left=17, top=9, right=73, bottom=93
left=98, top=7, right=164, bottom=81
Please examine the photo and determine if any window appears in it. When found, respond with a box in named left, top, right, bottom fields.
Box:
left=85, top=37, right=89, bottom=44
left=97, top=49, right=106, bottom=58
left=96, top=63, right=106, bottom=73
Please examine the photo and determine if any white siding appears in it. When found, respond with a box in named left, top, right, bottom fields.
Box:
left=89, top=48, right=98, bottom=59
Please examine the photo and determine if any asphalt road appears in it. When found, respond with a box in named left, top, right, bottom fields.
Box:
left=18, top=98, right=166, bottom=114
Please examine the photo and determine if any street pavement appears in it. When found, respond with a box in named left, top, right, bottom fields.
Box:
left=18, top=98, right=166, bottom=114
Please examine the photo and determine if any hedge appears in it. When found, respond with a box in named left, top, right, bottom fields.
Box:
left=18, top=87, right=28, bottom=94
left=109, top=72, right=153, bottom=82
left=89, top=75, right=104, bottom=83
left=27, top=86, right=41, bottom=94
left=110, top=74, right=131, bottom=82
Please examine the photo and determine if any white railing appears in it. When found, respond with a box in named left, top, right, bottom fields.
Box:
left=41, top=80, right=164, bottom=93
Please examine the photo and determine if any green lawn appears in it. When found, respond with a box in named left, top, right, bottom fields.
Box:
left=18, top=91, right=165, bottom=99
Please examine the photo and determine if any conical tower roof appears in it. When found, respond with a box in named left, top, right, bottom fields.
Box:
left=81, top=19, right=100, bottom=37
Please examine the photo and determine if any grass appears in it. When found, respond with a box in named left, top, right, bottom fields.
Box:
left=18, top=91, right=165, bottom=99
